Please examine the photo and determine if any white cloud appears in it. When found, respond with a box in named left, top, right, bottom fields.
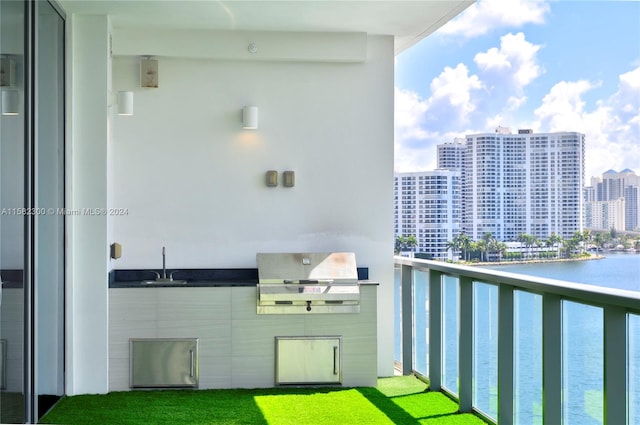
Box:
left=439, top=0, right=550, bottom=38
left=429, top=63, right=484, bottom=120
left=534, top=80, right=596, bottom=131
left=394, top=88, right=434, bottom=172
left=506, top=95, right=527, bottom=110
left=610, top=66, right=640, bottom=121
left=475, top=32, right=543, bottom=90
left=395, top=87, right=429, bottom=146
left=534, top=69, right=640, bottom=179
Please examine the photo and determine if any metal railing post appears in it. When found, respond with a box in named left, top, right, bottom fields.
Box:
left=401, top=264, right=413, bottom=375
left=428, top=269, right=442, bottom=390
left=498, top=284, right=514, bottom=425
left=458, top=276, right=473, bottom=412
left=543, top=294, right=562, bottom=425
left=604, top=306, right=627, bottom=425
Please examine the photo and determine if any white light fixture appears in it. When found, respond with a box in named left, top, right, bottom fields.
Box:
left=242, top=106, right=258, bottom=129
left=117, top=91, right=134, bottom=116
left=1, top=90, right=18, bottom=115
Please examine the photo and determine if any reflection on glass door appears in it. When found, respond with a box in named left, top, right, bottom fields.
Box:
left=34, top=0, right=65, bottom=419
left=0, top=0, right=65, bottom=422
left=0, top=1, right=26, bottom=422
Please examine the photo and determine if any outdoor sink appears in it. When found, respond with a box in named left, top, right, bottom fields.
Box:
left=141, top=246, right=187, bottom=284
left=141, top=279, right=187, bottom=285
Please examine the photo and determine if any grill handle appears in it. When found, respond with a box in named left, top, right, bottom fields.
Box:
left=333, top=346, right=338, bottom=375
left=189, top=349, right=195, bottom=378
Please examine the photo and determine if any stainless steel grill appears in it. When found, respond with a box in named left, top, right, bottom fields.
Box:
left=256, top=252, right=360, bottom=314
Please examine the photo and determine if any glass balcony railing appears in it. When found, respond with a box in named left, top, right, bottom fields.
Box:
left=394, top=257, right=640, bottom=425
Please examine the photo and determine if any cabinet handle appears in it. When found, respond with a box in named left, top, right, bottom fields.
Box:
left=333, top=346, right=338, bottom=375
left=189, top=349, right=195, bottom=378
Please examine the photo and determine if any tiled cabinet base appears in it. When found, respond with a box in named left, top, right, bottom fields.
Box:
left=108, top=285, right=377, bottom=390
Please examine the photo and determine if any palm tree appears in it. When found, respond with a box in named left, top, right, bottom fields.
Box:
left=593, top=231, right=607, bottom=252
left=582, top=229, right=592, bottom=248
left=449, top=233, right=471, bottom=262
left=459, top=233, right=471, bottom=262
left=481, top=232, right=494, bottom=262
left=546, top=232, right=563, bottom=258
left=446, top=239, right=460, bottom=261
left=488, top=238, right=507, bottom=262
left=517, top=233, right=536, bottom=259
left=572, top=231, right=585, bottom=254
left=476, top=239, right=488, bottom=262
left=395, top=235, right=418, bottom=254
left=619, top=233, right=631, bottom=249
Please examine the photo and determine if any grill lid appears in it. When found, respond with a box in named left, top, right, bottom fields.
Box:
left=257, top=252, right=358, bottom=284
left=256, top=252, right=360, bottom=314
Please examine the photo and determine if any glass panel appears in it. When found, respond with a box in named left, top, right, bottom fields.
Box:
left=0, top=0, right=25, bottom=422
left=35, top=1, right=65, bottom=419
left=442, top=275, right=459, bottom=395
left=412, top=270, right=428, bottom=376
left=563, top=301, right=603, bottom=425
left=473, top=281, right=498, bottom=420
left=394, top=267, right=401, bottom=365
left=514, top=290, right=542, bottom=425
left=630, top=314, right=640, bottom=425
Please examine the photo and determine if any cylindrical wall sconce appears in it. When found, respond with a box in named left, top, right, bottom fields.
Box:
left=1, top=90, right=19, bottom=115
left=117, top=91, right=134, bottom=116
left=242, top=105, right=258, bottom=129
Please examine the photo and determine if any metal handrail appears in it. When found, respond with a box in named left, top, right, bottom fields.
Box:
left=394, top=256, right=640, bottom=313
left=394, top=256, right=638, bottom=425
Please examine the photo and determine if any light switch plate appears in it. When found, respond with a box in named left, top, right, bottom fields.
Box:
left=110, top=243, right=122, bottom=259
left=266, top=170, right=278, bottom=187
left=283, top=171, right=295, bottom=187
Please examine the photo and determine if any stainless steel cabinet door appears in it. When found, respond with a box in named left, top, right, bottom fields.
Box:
left=276, top=336, right=342, bottom=385
left=130, top=338, right=198, bottom=388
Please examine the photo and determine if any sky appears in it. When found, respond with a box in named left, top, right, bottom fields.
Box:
left=394, top=0, right=640, bottom=181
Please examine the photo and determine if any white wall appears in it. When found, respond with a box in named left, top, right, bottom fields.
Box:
left=66, top=14, right=110, bottom=395
left=111, top=32, right=395, bottom=377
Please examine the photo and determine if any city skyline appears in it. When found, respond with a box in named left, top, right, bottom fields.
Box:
left=394, top=0, right=640, bottom=181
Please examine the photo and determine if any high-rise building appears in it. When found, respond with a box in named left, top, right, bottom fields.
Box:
left=624, top=185, right=639, bottom=231
left=585, top=198, right=626, bottom=231
left=395, top=129, right=586, bottom=258
left=394, top=170, right=461, bottom=260
left=461, top=129, right=585, bottom=241
left=437, top=138, right=466, bottom=170
left=586, top=169, right=640, bottom=231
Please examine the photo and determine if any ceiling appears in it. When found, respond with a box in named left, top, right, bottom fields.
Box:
left=57, top=0, right=474, bottom=54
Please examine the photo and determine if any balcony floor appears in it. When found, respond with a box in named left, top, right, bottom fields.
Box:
left=41, top=376, right=488, bottom=424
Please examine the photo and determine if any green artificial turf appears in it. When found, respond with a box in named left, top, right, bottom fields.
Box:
left=40, top=376, right=489, bottom=425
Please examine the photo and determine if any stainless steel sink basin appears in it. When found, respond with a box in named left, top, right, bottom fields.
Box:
left=141, top=279, right=187, bottom=285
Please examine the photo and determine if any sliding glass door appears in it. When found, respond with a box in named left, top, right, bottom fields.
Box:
left=0, top=1, right=65, bottom=422
left=34, top=0, right=65, bottom=420
left=0, top=1, right=27, bottom=422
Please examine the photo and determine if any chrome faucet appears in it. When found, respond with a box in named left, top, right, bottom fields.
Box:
left=162, top=246, right=167, bottom=280
left=141, top=247, right=187, bottom=284
left=159, top=246, right=181, bottom=281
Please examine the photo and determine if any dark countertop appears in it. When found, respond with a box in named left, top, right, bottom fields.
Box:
left=109, top=280, right=259, bottom=288
left=109, top=268, right=374, bottom=288
left=110, top=280, right=379, bottom=288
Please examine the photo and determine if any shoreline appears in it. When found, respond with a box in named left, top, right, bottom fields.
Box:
left=465, top=254, right=607, bottom=267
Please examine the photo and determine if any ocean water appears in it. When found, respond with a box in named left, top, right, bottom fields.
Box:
left=398, top=253, right=640, bottom=425
left=487, top=252, right=640, bottom=292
